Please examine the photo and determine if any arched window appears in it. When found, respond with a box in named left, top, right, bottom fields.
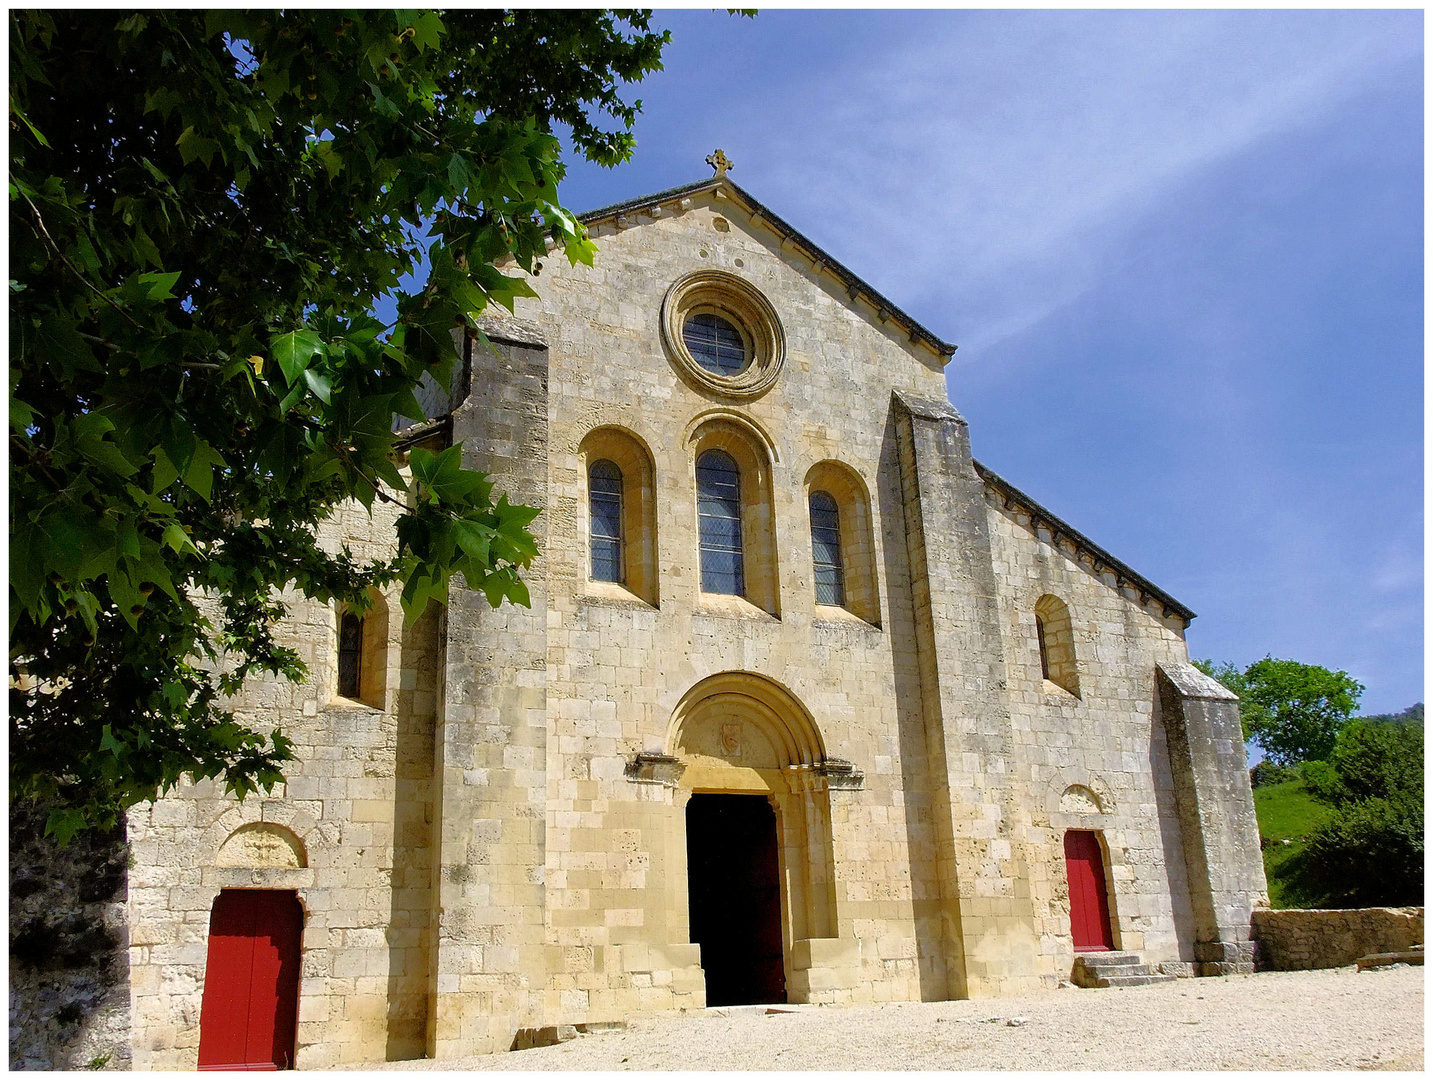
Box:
left=1034, top=594, right=1080, bottom=697
left=338, top=611, right=363, bottom=699
left=336, top=590, right=390, bottom=708
left=809, top=491, right=845, bottom=607
left=803, top=460, right=879, bottom=625
left=580, top=427, right=658, bottom=605
left=588, top=459, right=624, bottom=583
left=696, top=449, right=744, bottom=595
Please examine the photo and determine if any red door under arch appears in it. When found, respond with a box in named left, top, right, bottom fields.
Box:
left=1064, top=830, right=1114, bottom=952
left=198, top=890, right=303, bottom=1070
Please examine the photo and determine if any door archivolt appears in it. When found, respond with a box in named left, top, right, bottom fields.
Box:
left=665, top=670, right=840, bottom=947
left=666, top=671, right=825, bottom=783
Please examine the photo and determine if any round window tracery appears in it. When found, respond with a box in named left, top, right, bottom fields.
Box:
left=683, top=312, right=749, bottom=376
left=661, top=270, right=785, bottom=399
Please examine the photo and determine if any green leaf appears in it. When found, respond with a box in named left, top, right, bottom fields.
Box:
left=272, top=330, right=325, bottom=386
left=11, top=393, right=36, bottom=432
left=451, top=518, right=494, bottom=565
left=137, top=270, right=181, bottom=300
left=176, top=125, right=220, bottom=167
left=100, top=725, right=125, bottom=756
left=161, top=522, right=197, bottom=555
left=300, top=368, right=333, bottom=403
left=150, top=447, right=180, bottom=493
left=12, top=102, right=50, bottom=148
left=181, top=442, right=226, bottom=502
left=45, top=808, right=88, bottom=847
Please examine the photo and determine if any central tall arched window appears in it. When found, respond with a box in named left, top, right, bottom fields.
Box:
left=809, top=491, right=845, bottom=607
left=696, top=449, right=744, bottom=595
left=588, top=459, right=624, bottom=583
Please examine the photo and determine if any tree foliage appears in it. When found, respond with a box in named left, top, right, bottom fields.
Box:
left=1294, top=719, right=1423, bottom=907
left=10, top=10, right=669, bottom=840
left=1195, top=656, right=1363, bottom=765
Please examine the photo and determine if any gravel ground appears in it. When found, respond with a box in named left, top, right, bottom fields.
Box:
left=341, top=963, right=1424, bottom=1071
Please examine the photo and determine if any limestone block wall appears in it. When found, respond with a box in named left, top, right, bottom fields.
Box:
left=117, top=177, right=1271, bottom=1067
left=983, top=490, right=1202, bottom=982
left=1252, top=907, right=1424, bottom=970
left=500, top=190, right=958, bottom=1020
left=126, top=489, right=442, bottom=1069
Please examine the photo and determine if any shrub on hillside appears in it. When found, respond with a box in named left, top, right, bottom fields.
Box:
left=1250, top=761, right=1301, bottom=788
left=1293, top=720, right=1423, bottom=907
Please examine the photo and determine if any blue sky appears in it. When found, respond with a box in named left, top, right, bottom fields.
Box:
left=549, top=9, right=1424, bottom=715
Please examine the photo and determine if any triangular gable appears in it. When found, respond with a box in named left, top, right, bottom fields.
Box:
left=579, top=177, right=957, bottom=363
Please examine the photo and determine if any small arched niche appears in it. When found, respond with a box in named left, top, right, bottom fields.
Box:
left=1060, top=784, right=1103, bottom=815
left=689, top=416, right=779, bottom=616
left=804, top=460, right=879, bottom=625
left=1034, top=593, right=1080, bottom=698
left=216, top=822, right=308, bottom=869
left=579, top=426, right=658, bottom=605
left=336, top=588, right=389, bottom=708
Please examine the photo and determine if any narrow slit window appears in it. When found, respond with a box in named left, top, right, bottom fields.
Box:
left=589, top=459, right=624, bottom=583
left=696, top=449, right=744, bottom=595
left=338, top=612, right=363, bottom=698
left=809, top=491, right=845, bottom=607
left=1035, top=614, right=1050, bottom=681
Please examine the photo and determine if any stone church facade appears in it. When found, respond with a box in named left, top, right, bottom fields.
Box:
left=125, top=164, right=1267, bottom=1068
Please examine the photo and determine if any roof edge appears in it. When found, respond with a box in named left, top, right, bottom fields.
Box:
left=578, top=177, right=957, bottom=360
left=973, top=459, right=1197, bottom=627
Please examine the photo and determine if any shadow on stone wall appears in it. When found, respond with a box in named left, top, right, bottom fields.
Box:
left=879, top=408, right=949, bottom=1001
left=384, top=601, right=440, bottom=1060
left=9, top=803, right=131, bottom=1070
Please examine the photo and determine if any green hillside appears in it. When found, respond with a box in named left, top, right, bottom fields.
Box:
left=1252, top=779, right=1332, bottom=908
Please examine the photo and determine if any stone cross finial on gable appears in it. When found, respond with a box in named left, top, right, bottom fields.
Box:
left=706, top=149, right=733, bottom=178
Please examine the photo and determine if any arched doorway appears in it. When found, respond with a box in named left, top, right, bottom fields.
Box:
left=666, top=672, right=841, bottom=1006
left=1064, top=830, right=1114, bottom=952
left=198, top=889, right=303, bottom=1070
left=686, top=793, right=785, bottom=1004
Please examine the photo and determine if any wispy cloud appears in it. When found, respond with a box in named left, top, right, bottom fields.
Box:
left=720, top=10, right=1420, bottom=352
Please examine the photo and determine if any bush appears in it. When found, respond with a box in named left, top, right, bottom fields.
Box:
left=1288, top=719, right=1424, bottom=907
left=1251, top=761, right=1301, bottom=788
left=1297, top=794, right=1424, bottom=907
left=1326, top=719, right=1422, bottom=803
left=1299, top=758, right=1342, bottom=801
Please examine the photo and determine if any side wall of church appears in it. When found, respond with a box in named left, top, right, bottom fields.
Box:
left=126, top=493, right=441, bottom=1069
left=982, top=493, right=1201, bottom=979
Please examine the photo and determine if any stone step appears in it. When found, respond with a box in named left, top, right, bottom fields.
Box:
left=1095, top=972, right=1177, bottom=988
left=1076, top=951, right=1145, bottom=968
left=1071, top=951, right=1178, bottom=988
left=1356, top=951, right=1425, bottom=972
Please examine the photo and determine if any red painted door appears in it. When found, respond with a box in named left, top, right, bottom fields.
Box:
left=198, top=890, right=303, bottom=1070
left=1064, top=830, right=1114, bottom=952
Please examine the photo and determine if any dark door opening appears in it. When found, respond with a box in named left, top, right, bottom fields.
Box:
left=198, top=889, right=303, bottom=1070
left=1064, top=830, right=1115, bottom=952
left=686, top=793, right=786, bottom=1005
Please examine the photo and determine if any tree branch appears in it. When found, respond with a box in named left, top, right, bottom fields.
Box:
left=14, top=182, right=145, bottom=331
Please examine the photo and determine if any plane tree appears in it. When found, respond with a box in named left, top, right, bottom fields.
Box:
left=9, top=10, right=669, bottom=839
